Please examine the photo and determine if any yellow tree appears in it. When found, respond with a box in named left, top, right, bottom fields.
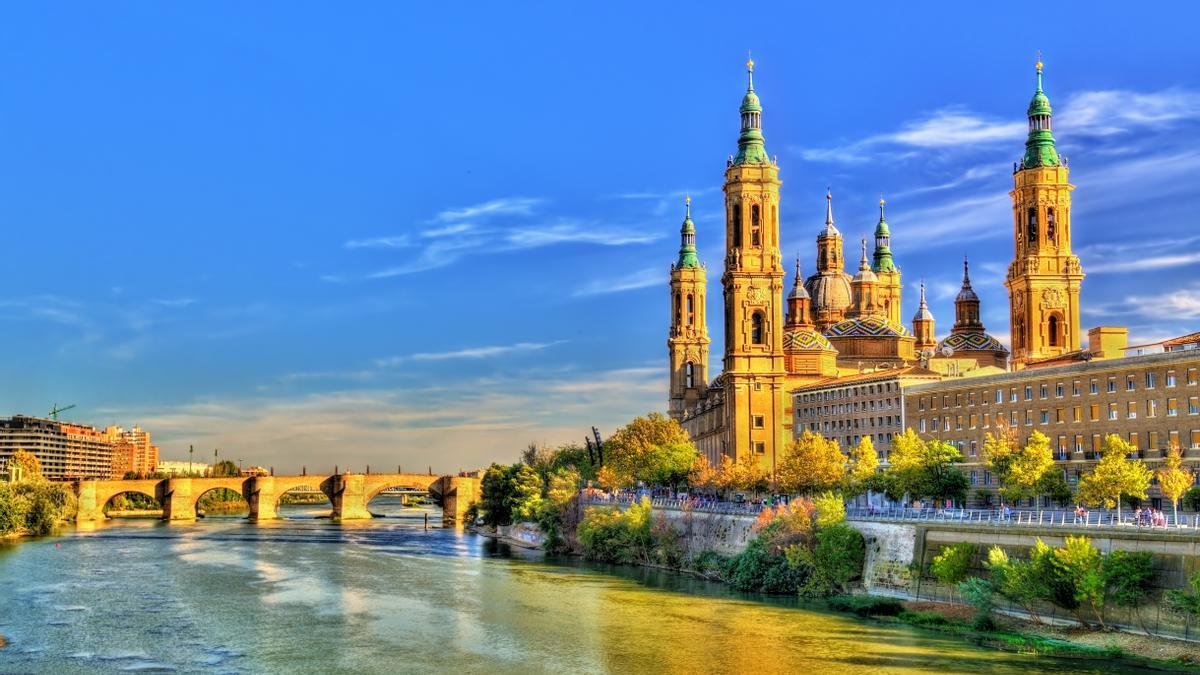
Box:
left=688, top=454, right=718, bottom=492
left=846, top=435, right=879, bottom=496
left=776, top=430, right=846, bottom=495
left=981, top=421, right=1018, bottom=504
left=1008, top=430, right=1055, bottom=503
left=8, top=449, right=42, bottom=481
left=603, top=413, right=694, bottom=487
left=1157, top=443, right=1195, bottom=527
left=719, top=452, right=769, bottom=495
left=1077, top=434, right=1152, bottom=523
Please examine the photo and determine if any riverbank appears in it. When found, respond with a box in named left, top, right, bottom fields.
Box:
left=824, top=596, right=1199, bottom=671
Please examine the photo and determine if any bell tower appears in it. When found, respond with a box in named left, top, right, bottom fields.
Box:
left=668, top=198, right=710, bottom=421
left=1006, top=57, right=1084, bottom=367
left=872, top=197, right=903, bottom=326
left=721, top=56, right=785, bottom=472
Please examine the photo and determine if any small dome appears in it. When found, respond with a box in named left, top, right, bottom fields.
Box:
left=1027, top=90, right=1052, bottom=118
left=805, top=272, right=853, bottom=313
left=937, top=331, right=1009, bottom=355
left=956, top=285, right=979, bottom=303
left=853, top=267, right=878, bottom=284
left=783, top=329, right=835, bottom=352
left=912, top=304, right=934, bottom=322
left=825, top=316, right=912, bottom=339
left=741, top=90, right=761, bottom=113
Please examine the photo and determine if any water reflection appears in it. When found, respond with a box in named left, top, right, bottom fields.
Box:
left=0, top=498, right=1135, bottom=674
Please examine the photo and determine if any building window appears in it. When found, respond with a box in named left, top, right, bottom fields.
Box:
left=1027, top=207, right=1038, bottom=244
left=732, top=204, right=742, bottom=248
left=919, top=419, right=926, bottom=433
left=1056, top=408, right=1064, bottom=423
left=750, top=204, right=761, bottom=247
left=1056, top=383, right=1064, bottom=398
left=1108, top=403, right=1118, bottom=421
left=1169, top=430, right=1180, bottom=449
left=1040, top=410, right=1049, bottom=424
left=753, top=415, right=764, bottom=428
left=1107, top=377, right=1116, bottom=393
left=1025, top=385, right=1033, bottom=401
left=1146, top=372, right=1157, bottom=389
left=1189, top=368, right=1198, bottom=386
left=1127, top=401, right=1137, bottom=419
left=1167, top=370, right=1177, bottom=388
left=1010, top=388, right=1018, bottom=403
left=1072, top=380, right=1081, bottom=396
left=1168, top=398, right=1179, bottom=417
left=1072, top=405, right=1081, bottom=422
left=1190, top=397, right=1199, bottom=415
left=1074, top=435, right=1083, bottom=453
left=1089, top=404, right=1100, bottom=422
left=970, top=470, right=978, bottom=486
left=1040, top=384, right=1049, bottom=399
left=1092, top=434, right=1102, bottom=455
left=1090, top=380, right=1098, bottom=395
left=1025, top=410, right=1033, bottom=426
left=685, top=362, right=695, bottom=388
left=686, top=295, right=695, bottom=326
left=984, top=470, right=992, bottom=486
left=751, top=312, right=764, bottom=345
left=754, top=442, right=765, bottom=454
left=1149, top=431, right=1159, bottom=450
left=1127, top=375, right=1136, bottom=391
left=1128, top=432, right=1139, bottom=450
left=1191, top=430, right=1200, bottom=449
left=995, top=389, right=1003, bottom=404
left=1148, top=399, right=1158, bottom=417
left=1048, top=315, right=1060, bottom=347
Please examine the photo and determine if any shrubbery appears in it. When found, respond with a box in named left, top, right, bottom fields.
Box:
left=0, top=481, right=77, bottom=536
left=577, top=497, right=654, bottom=564
left=826, top=595, right=904, bottom=617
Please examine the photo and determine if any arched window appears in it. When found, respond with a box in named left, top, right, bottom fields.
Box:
left=1027, top=207, right=1038, bottom=244
left=1048, top=315, right=1060, bottom=347
left=732, top=205, right=743, bottom=248
left=750, top=204, right=761, bottom=246
left=685, top=362, right=695, bottom=388
left=1046, top=208, right=1056, bottom=243
left=686, top=294, right=695, bottom=325
left=772, top=205, right=778, bottom=229
left=751, top=312, right=765, bottom=345
left=674, top=292, right=681, bottom=327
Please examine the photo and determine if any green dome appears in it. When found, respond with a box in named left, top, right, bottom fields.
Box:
left=1027, top=89, right=1052, bottom=117
left=1020, top=64, right=1061, bottom=169
left=675, top=199, right=700, bottom=268
left=740, top=89, right=761, bottom=113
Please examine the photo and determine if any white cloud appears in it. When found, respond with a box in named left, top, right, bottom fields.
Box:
left=892, top=165, right=1003, bottom=197
left=1081, top=235, right=1200, bottom=274
left=572, top=267, right=662, bottom=297
left=433, top=197, right=542, bottom=223
left=1058, top=88, right=1200, bottom=137
left=345, top=235, right=414, bottom=250
left=374, top=341, right=564, bottom=367
left=798, top=110, right=1023, bottom=163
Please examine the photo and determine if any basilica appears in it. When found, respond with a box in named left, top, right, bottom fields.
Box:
left=669, top=58, right=1087, bottom=471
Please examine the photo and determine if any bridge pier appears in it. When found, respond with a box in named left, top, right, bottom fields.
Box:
left=441, top=476, right=478, bottom=527
left=75, top=480, right=103, bottom=522
left=331, top=474, right=372, bottom=521
left=247, top=476, right=278, bottom=521
left=162, top=477, right=198, bottom=520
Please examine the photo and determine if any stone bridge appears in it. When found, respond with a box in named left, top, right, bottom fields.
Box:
left=74, top=473, right=479, bottom=525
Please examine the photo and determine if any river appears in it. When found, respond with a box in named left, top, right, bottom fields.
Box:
left=0, top=497, right=1133, bottom=674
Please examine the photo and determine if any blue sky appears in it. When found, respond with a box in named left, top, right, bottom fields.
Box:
left=2, top=2, right=1199, bottom=472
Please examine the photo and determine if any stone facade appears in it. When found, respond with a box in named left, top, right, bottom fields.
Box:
left=905, top=349, right=1200, bottom=507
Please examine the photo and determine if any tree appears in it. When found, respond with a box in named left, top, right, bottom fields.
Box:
left=726, top=452, right=770, bottom=494
left=886, top=429, right=967, bottom=504
left=1077, top=434, right=1151, bottom=523
left=211, top=460, right=241, bottom=478
left=1166, top=570, right=1200, bottom=620
left=1036, top=470, right=1073, bottom=508
left=1045, top=536, right=1105, bottom=628
left=1185, top=486, right=1200, bottom=512
left=1156, top=443, right=1195, bottom=527
left=776, top=431, right=846, bottom=495
left=507, top=464, right=544, bottom=522
left=603, top=413, right=697, bottom=488
left=983, top=425, right=1053, bottom=504
left=931, top=542, right=977, bottom=586
left=1102, top=550, right=1155, bottom=633
left=7, top=450, right=42, bottom=481
left=846, top=436, right=880, bottom=497
left=480, top=464, right=514, bottom=527
left=687, top=454, right=718, bottom=491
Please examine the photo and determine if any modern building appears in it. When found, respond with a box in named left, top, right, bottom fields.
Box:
left=106, top=425, right=160, bottom=477
left=905, top=347, right=1200, bottom=507
left=156, top=460, right=211, bottom=477
left=0, top=415, right=116, bottom=480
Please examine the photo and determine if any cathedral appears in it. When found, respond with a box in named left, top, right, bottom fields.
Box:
left=669, top=57, right=1081, bottom=473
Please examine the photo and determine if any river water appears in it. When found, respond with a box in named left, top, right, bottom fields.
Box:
left=0, top=497, right=1133, bottom=674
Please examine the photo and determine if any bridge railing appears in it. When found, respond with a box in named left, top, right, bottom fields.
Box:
left=844, top=506, right=1200, bottom=531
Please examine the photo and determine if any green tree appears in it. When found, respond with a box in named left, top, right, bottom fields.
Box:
left=1036, top=470, right=1073, bottom=508
left=1045, top=536, right=1105, bottom=627
left=507, top=463, right=544, bottom=522
left=211, top=460, right=241, bottom=478
left=985, top=545, right=1046, bottom=623
left=812, top=491, right=846, bottom=529
left=777, top=431, right=846, bottom=495
left=1077, top=434, right=1151, bottom=523
left=1102, top=550, right=1155, bottom=632
left=1185, top=486, right=1200, bottom=512
left=1156, top=443, right=1195, bottom=526
left=983, top=426, right=1053, bottom=504
left=931, top=542, right=977, bottom=585
left=603, top=413, right=697, bottom=488
left=957, top=577, right=998, bottom=630
left=846, top=435, right=880, bottom=497
left=1166, top=570, right=1200, bottom=620
left=886, top=429, right=967, bottom=504
left=480, top=463, right=514, bottom=527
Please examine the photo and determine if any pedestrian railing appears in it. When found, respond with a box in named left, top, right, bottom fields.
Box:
left=844, top=506, right=1200, bottom=531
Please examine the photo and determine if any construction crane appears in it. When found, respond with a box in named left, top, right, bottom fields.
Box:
left=48, top=403, right=76, bottom=421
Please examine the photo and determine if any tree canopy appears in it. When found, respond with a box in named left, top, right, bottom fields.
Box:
left=1077, top=434, right=1151, bottom=521
left=885, top=429, right=968, bottom=504
left=776, top=431, right=846, bottom=495
left=603, top=413, right=697, bottom=488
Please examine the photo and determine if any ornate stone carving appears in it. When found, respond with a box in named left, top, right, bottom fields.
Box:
left=746, top=285, right=766, bottom=304
left=1041, top=287, right=1065, bottom=310
left=1013, top=293, right=1025, bottom=314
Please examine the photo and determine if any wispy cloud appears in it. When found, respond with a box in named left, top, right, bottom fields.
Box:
left=374, top=340, right=565, bottom=367
left=1058, top=88, right=1200, bottom=137
left=433, top=197, right=542, bottom=223
left=1081, top=235, right=1200, bottom=274
left=797, top=110, right=1024, bottom=163
left=1089, top=285, right=1200, bottom=320
left=345, top=235, right=415, bottom=250
left=891, top=165, right=1003, bottom=197
left=573, top=267, right=661, bottom=297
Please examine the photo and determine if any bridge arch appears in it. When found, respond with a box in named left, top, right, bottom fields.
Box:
left=193, top=482, right=251, bottom=517
left=273, top=483, right=332, bottom=519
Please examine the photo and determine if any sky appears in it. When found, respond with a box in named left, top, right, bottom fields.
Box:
left=2, top=2, right=1199, bottom=473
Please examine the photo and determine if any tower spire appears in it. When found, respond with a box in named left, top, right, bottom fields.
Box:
left=733, top=55, right=768, bottom=165
left=859, top=238, right=870, bottom=271
left=954, top=256, right=983, bottom=331
left=872, top=194, right=897, bottom=273
left=1021, top=53, right=1060, bottom=169
left=676, top=196, right=699, bottom=268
